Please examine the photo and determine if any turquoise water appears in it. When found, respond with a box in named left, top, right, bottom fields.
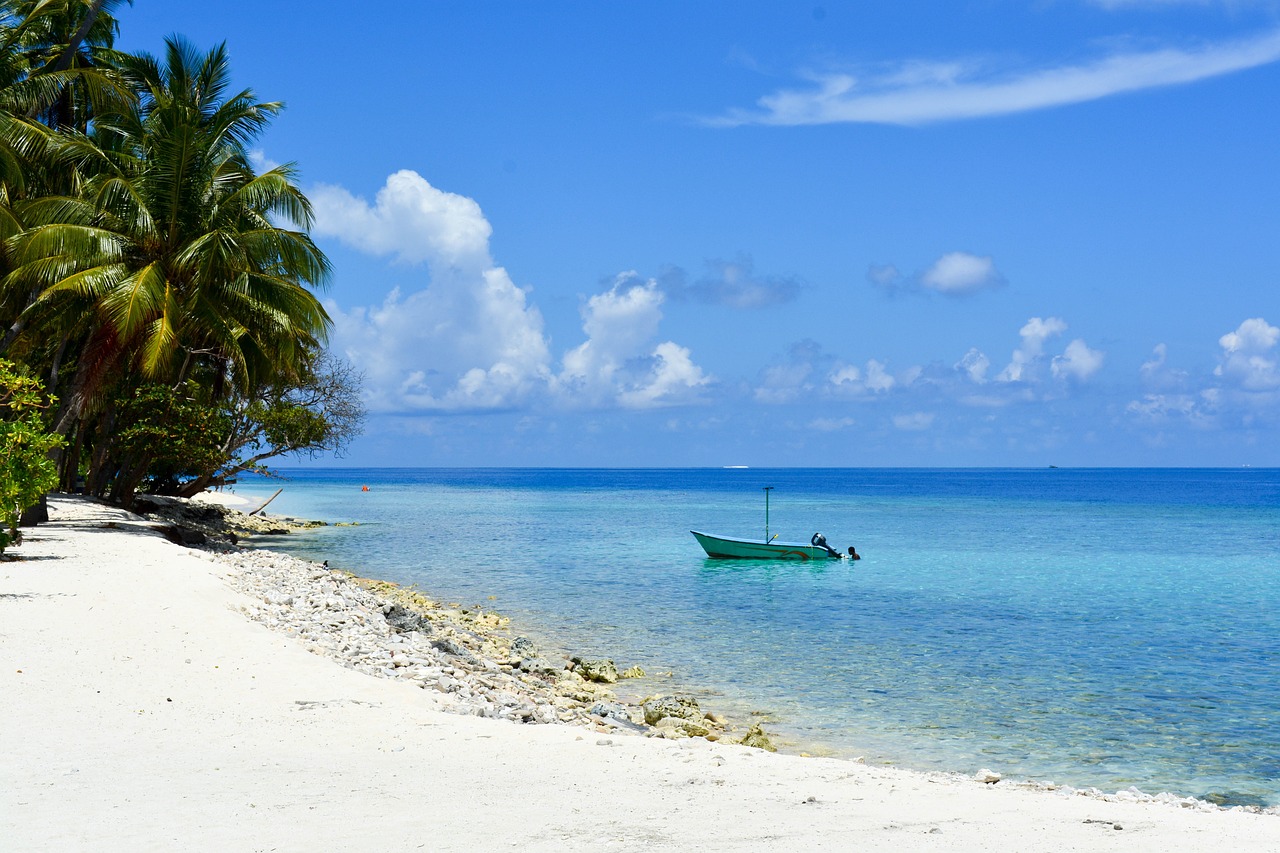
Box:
left=229, top=468, right=1280, bottom=806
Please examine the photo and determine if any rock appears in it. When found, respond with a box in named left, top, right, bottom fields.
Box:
left=654, top=716, right=711, bottom=738
left=431, top=637, right=477, bottom=663
left=976, top=769, right=1002, bottom=784
left=384, top=603, right=432, bottom=634
left=619, top=665, right=646, bottom=679
left=588, top=701, right=647, bottom=732
left=509, top=637, right=560, bottom=675
left=572, top=657, right=619, bottom=684
left=641, top=694, right=702, bottom=726
left=739, top=723, right=777, bottom=752
left=163, top=525, right=207, bottom=547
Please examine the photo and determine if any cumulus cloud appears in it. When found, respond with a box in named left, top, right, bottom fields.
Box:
left=957, top=348, right=991, bottom=383
left=313, top=171, right=707, bottom=413
left=998, top=317, right=1069, bottom=382
left=313, top=170, right=493, bottom=268
left=709, top=28, right=1280, bottom=126
left=559, top=273, right=711, bottom=408
left=617, top=342, right=712, bottom=409
left=1215, top=317, right=1280, bottom=390
left=1052, top=339, right=1106, bottom=381
left=1127, top=318, right=1280, bottom=429
left=829, top=359, right=898, bottom=397
left=314, top=171, right=550, bottom=412
left=869, top=251, right=1004, bottom=297
left=666, top=256, right=804, bottom=309
left=920, top=252, right=1005, bottom=295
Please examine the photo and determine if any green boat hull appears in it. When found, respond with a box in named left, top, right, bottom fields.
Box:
left=691, top=530, right=840, bottom=560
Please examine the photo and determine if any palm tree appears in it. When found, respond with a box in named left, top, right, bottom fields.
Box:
left=13, top=0, right=131, bottom=133
left=3, top=35, right=332, bottom=497
left=0, top=0, right=132, bottom=355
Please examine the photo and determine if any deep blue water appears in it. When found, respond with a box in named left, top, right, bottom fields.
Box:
left=228, top=468, right=1280, bottom=806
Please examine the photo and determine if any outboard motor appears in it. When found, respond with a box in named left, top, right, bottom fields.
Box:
left=811, top=532, right=842, bottom=558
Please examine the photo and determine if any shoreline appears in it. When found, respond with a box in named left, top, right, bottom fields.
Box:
left=139, top=492, right=742, bottom=740
left=4, top=494, right=1278, bottom=851
left=146, top=490, right=1280, bottom=809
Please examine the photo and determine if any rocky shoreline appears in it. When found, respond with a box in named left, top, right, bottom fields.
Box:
left=125, top=494, right=1280, bottom=815
left=134, top=494, right=769, bottom=748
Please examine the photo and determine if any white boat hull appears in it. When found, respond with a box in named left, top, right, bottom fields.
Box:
left=691, top=530, right=840, bottom=560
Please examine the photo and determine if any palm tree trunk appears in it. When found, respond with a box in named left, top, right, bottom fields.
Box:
left=51, top=0, right=109, bottom=72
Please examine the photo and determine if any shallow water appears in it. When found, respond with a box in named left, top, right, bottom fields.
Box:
left=230, top=468, right=1280, bottom=806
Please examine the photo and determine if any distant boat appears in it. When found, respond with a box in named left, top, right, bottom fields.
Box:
left=691, top=530, right=843, bottom=560
left=692, top=485, right=852, bottom=560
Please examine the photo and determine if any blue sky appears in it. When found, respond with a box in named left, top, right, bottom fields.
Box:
left=118, top=1, right=1280, bottom=466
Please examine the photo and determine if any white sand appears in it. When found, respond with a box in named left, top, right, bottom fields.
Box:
left=2, top=496, right=1276, bottom=852
left=188, top=488, right=255, bottom=510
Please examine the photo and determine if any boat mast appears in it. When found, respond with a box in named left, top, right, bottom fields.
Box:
left=763, top=486, right=773, bottom=542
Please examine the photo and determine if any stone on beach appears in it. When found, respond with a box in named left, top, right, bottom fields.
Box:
left=740, top=723, right=778, bottom=752
left=571, top=657, right=619, bottom=684
left=641, top=694, right=703, bottom=726
left=383, top=602, right=433, bottom=634
left=509, top=636, right=561, bottom=675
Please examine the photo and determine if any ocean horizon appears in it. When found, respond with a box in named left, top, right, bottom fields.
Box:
left=226, top=466, right=1280, bottom=807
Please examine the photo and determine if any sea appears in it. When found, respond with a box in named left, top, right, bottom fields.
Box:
left=226, top=467, right=1280, bottom=807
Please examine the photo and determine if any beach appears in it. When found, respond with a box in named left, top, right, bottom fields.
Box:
left=3, top=494, right=1277, bottom=852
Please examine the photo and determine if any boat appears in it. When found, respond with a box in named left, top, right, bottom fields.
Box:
left=691, top=530, right=843, bottom=560
left=691, top=485, right=854, bottom=560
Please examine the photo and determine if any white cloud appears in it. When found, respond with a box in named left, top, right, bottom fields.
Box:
left=957, top=348, right=991, bottom=383
left=314, top=171, right=707, bottom=413
left=1215, top=317, right=1280, bottom=390
left=711, top=28, right=1280, bottom=126
left=1127, top=393, right=1198, bottom=421
left=920, top=252, right=1004, bottom=295
left=809, top=416, right=857, bottom=431
left=248, top=149, right=281, bottom=173
left=828, top=359, right=897, bottom=396
left=865, top=359, right=897, bottom=392
left=316, top=172, right=550, bottom=412
left=617, top=342, right=712, bottom=409
left=869, top=252, right=1004, bottom=297
left=560, top=274, right=712, bottom=409
left=312, top=170, right=492, bottom=267
left=1141, top=343, right=1167, bottom=376
left=998, top=317, right=1068, bottom=382
left=1052, top=339, right=1106, bottom=381
left=560, top=274, right=664, bottom=397
left=756, top=361, right=814, bottom=404
left=1139, top=342, right=1191, bottom=390
left=893, top=412, right=936, bottom=431
left=1126, top=319, right=1280, bottom=429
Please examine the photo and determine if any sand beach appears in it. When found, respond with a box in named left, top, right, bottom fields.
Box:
left=3, top=494, right=1277, bottom=852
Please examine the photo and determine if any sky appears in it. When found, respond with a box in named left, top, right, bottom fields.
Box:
left=117, top=1, right=1280, bottom=467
